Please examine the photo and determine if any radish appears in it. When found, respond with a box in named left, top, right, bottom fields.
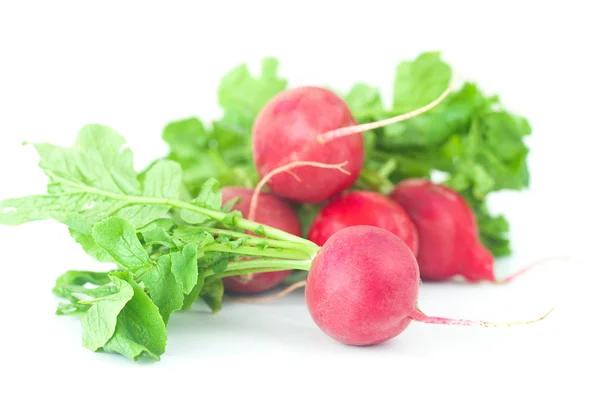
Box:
left=252, top=87, right=363, bottom=204
left=307, top=190, right=419, bottom=255
left=389, top=178, right=506, bottom=282
left=251, top=78, right=457, bottom=204
left=305, top=225, right=551, bottom=345
left=220, top=187, right=302, bottom=294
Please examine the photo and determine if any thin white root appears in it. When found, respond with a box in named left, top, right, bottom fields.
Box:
left=226, top=280, right=307, bottom=304
left=248, top=161, right=350, bottom=222
left=496, top=255, right=571, bottom=284
left=317, top=73, right=461, bottom=144
left=410, top=307, right=555, bottom=328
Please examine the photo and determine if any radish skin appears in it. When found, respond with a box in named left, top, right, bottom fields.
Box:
left=252, top=87, right=364, bottom=204
left=308, top=190, right=419, bottom=255
left=390, top=178, right=496, bottom=282
left=306, top=226, right=419, bottom=345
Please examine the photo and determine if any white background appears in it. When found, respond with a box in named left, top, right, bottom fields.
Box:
left=0, top=1, right=598, bottom=398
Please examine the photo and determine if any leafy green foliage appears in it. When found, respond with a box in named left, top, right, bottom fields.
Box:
left=161, top=58, right=287, bottom=195
left=199, top=276, right=224, bottom=313
left=347, top=51, right=531, bottom=256
left=53, top=270, right=117, bottom=315
left=170, top=244, right=200, bottom=294
left=92, top=217, right=153, bottom=273
left=100, top=271, right=167, bottom=361
left=81, top=273, right=135, bottom=352
left=180, top=178, right=222, bottom=224
left=140, top=255, right=185, bottom=324
left=0, top=125, right=182, bottom=260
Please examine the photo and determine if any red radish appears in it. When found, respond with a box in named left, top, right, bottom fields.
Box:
left=252, top=87, right=364, bottom=204
left=389, top=178, right=496, bottom=282
left=305, top=225, right=552, bottom=346
left=307, top=190, right=419, bottom=255
left=251, top=78, right=457, bottom=204
left=220, top=187, right=302, bottom=294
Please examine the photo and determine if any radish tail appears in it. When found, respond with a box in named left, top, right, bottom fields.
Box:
left=409, top=307, right=554, bottom=327
left=248, top=161, right=350, bottom=222
left=226, top=280, right=307, bottom=304
left=317, top=73, right=460, bottom=144
left=496, top=255, right=571, bottom=284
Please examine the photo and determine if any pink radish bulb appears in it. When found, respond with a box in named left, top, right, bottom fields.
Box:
left=220, top=187, right=302, bottom=294
left=307, top=190, right=419, bottom=255
left=305, top=225, right=552, bottom=346
left=306, top=225, right=419, bottom=345
left=252, top=87, right=364, bottom=204
left=389, top=178, right=495, bottom=282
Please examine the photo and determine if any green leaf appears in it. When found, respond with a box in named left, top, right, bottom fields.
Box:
left=182, top=269, right=205, bottom=310
left=200, top=276, right=224, bottom=313
left=0, top=125, right=178, bottom=230
left=199, top=252, right=230, bottom=275
left=140, top=255, right=184, bottom=324
left=101, top=271, right=167, bottom=361
left=393, top=51, right=452, bottom=112
left=138, top=218, right=178, bottom=247
left=170, top=244, right=199, bottom=294
left=179, top=178, right=222, bottom=224
left=139, top=226, right=177, bottom=248
left=221, top=210, right=243, bottom=229
left=92, top=217, right=152, bottom=273
left=173, top=227, right=215, bottom=247
left=53, top=270, right=117, bottom=315
left=67, top=213, right=115, bottom=262
left=162, top=118, right=226, bottom=196
left=54, top=270, right=112, bottom=289
left=217, top=57, right=287, bottom=130
left=81, top=273, right=135, bottom=352
left=345, top=83, right=385, bottom=117
left=141, top=159, right=182, bottom=200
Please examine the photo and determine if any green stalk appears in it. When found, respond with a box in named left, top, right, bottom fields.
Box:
left=358, top=167, right=395, bottom=194
left=200, top=243, right=314, bottom=261
left=199, top=227, right=318, bottom=254
left=204, top=259, right=312, bottom=278
left=48, top=172, right=315, bottom=246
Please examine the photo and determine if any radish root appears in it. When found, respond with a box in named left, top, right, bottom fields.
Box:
left=317, top=73, right=460, bottom=144
left=496, top=255, right=571, bottom=284
left=248, top=160, right=350, bottom=222
left=225, top=280, right=307, bottom=304
left=410, top=307, right=554, bottom=328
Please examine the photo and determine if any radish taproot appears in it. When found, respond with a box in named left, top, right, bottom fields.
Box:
left=220, top=186, right=302, bottom=294
left=251, top=78, right=457, bottom=204
left=389, top=178, right=501, bottom=282
left=307, top=190, right=419, bottom=255
left=305, top=225, right=552, bottom=345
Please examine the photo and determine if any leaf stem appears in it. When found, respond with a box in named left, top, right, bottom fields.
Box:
left=200, top=243, right=313, bottom=261
left=358, top=168, right=395, bottom=194
left=204, top=259, right=312, bottom=278
left=198, top=227, right=319, bottom=255
left=47, top=172, right=315, bottom=246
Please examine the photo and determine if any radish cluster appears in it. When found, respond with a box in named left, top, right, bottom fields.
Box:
left=224, top=84, right=549, bottom=346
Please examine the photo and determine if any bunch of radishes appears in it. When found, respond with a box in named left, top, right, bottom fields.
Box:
left=217, top=85, right=548, bottom=346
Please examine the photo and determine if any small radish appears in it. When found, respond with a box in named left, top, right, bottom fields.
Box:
left=252, top=87, right=363, bottom=204
left=252, top=79, right=457, bottom=204
left=389, top=178, right=500, bottom=282
left=220, top=187, right=302, bottom=294
left=307, top=190, right=419, bottom=255
left=305, top=225, right=551, bottom=345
